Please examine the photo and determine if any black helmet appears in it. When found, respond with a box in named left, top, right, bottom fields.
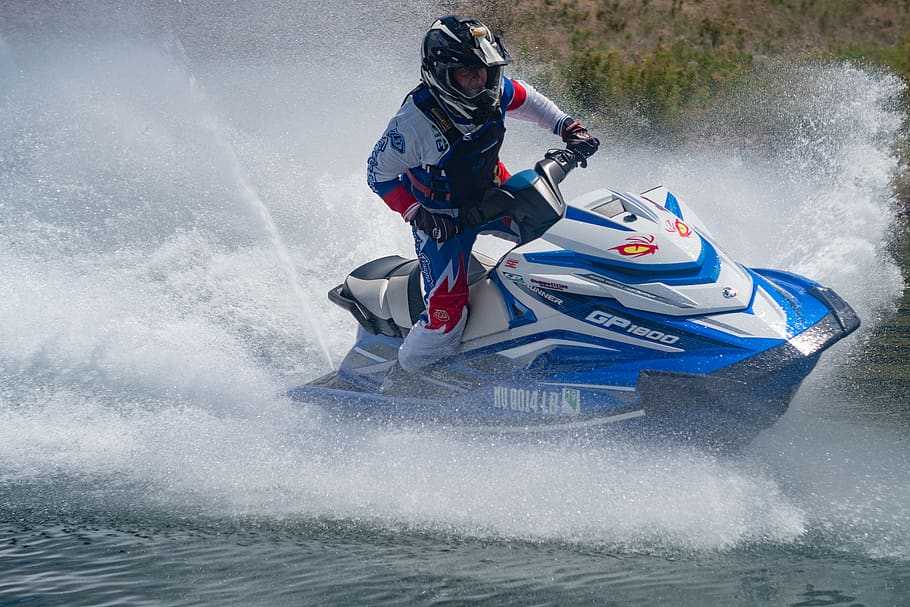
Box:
left=421, top=16, right=512, bottom=122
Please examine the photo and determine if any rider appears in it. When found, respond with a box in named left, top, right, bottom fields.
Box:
left=367, top=15, right=599, bottom=373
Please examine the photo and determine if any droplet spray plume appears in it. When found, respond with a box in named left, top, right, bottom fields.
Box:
left=168, top=34, right=335, bottom=370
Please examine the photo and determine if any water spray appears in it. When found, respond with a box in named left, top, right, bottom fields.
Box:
left=165, top=34, right=335, bottom=370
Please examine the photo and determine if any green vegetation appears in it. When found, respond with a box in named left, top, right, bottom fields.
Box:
left=834, top=35, right=910, bottom=81
left=463, top=0, right=910, bottom=130
left=565, top=43, right=753, bottom=124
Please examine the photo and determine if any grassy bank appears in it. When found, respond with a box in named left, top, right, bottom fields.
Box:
left=464, top=0, right=910, bottom=129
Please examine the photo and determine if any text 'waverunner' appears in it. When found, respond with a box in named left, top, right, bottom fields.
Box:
left=290, top=149, right=859, bottom=449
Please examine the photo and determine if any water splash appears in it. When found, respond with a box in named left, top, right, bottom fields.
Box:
left=0, top=1, right=907, bottom=558
left=164, top=33, right=335, bottom=369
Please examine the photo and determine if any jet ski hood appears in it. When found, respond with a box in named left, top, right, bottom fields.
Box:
left=503, top=186, right=755, bottom=318
left=545, top=189, right=706, bottom=268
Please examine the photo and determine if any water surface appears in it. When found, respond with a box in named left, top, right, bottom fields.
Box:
left=1, top=2, right=908, bottom=605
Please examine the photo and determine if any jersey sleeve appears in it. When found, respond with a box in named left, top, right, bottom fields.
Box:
left=367, top=117, right=422, bottom=220
left=502, top=77, right=571, bottom=135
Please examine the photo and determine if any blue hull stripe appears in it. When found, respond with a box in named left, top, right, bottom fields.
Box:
left=564, top=205, right=634, bottom=231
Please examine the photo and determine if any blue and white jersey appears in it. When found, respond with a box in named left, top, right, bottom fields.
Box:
left=367, top=77, right=571, bottom=220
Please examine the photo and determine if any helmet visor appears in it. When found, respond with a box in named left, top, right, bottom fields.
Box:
left=473, top=29, right=509, bottom=67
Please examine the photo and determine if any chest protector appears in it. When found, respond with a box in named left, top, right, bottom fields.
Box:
left=409, top=85, right=506, bottom=207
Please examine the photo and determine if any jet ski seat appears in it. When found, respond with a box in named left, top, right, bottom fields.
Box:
left=327, top=254, right=492, bottom=338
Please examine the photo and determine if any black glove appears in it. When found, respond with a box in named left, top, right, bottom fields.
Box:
left=461, top=188, right=517, bottom=230
left=411, top=206, right=461, bottom=243
left=561, top=117, right=600, bottom=159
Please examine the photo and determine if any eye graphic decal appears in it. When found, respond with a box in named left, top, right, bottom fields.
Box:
left=665, top=218, right=692, bottom=237
left=609, top=234, right=659, bottom=258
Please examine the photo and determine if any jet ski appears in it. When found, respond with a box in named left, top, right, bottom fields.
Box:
left=290, top=149, right=859, bottom=449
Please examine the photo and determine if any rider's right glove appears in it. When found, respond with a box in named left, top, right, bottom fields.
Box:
left=561, top=118, right=600, bottom=159
left=411, top=205, right=461, bottom=243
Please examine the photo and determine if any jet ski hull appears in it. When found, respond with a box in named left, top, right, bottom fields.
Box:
left=290, top=287, right=857, bottom=451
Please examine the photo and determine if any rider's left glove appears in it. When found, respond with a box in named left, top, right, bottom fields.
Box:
left=561, top=118, right=600, bottom=159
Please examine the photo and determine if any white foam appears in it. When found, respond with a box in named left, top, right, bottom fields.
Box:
left=0, top=3, right=906, bottom=557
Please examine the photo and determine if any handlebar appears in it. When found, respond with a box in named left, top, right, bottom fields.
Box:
left=536, top=147, right=587, bottom=191
left=545, top=147, right=589, bottom=172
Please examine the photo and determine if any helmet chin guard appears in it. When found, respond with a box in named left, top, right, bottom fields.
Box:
left=421, top=16, right=512, bottom=122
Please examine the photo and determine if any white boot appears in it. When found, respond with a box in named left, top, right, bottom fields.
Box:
left=397, top=306, right=468, bottom=372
